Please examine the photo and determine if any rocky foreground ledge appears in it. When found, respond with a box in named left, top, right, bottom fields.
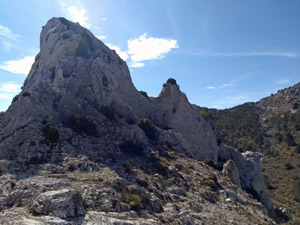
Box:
left=0, top=17, right=278, bottom=224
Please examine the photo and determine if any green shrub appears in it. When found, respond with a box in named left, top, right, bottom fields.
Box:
left=295, top=144, right=300, bottom=154
left=66, top=114, right=97, bottom=136
left=293, top=102, right=299, bottom=110
left=43, top=124, right=60, bottom=143
left=154, top=156, right=171, bottom=176
left=200, top=107, right=213, bottom=120
left=121, top=186, right=142, bottom=210
left=294, top=179, right=300, bottom=201
left=139, top=91, right=148, bottom=98
left=275, top=132, right=283, bottom=144
left=26, top=204, right=35, bottom=214
left=284, top=132, right=297, bottom=147
left=10, top=181, right=16, bottom=189
left=205, top=160, right=219, bottom=170
left=287, top=219, right=300, bottom=225
left=265, top=147, right=279, bottom=157
left=285, top=163, right=295, bottom=170
left=138, top=118, right=156, bottom=140
left=124, top=162, right=132, bottom=173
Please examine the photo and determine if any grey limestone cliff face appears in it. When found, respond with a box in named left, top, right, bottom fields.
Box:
left=0, top=17, right=218, bottom=163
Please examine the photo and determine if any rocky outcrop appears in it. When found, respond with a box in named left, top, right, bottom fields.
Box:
left=31, top=189, right=85, bottom=219
left=218, top=144, right=273, bottom=212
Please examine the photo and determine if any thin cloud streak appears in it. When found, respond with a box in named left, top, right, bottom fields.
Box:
left=208, top=72, right=255, bottom=93
left=130, top=62, right=145, bottom=68
left=186, top=50, right=299, bottom=58
left=0, top=25, right=20, bottom=40
left=0, top=93, right=13, bottom=100
left=0, top=56, right=35, bottom=75
left=0, top=82, right=21, bottom=93
left=96, top=35, right=107, bottom=40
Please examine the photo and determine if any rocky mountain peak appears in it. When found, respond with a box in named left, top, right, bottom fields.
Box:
left=0, top=17, right=275, bottom=224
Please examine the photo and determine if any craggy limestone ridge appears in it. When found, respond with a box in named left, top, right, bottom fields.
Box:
left=0, top=17, right=274, bottom=224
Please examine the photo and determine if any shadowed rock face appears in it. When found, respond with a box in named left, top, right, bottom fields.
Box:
left=0, top=17, right=218, bottom=162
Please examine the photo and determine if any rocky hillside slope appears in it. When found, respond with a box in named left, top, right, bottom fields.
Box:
left=201, top=83, right=300, bottom=222
left=0, top=17, right=275, bottom=224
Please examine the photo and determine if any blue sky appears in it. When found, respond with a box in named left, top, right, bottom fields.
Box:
left=0, top=0, right=299, bottom=112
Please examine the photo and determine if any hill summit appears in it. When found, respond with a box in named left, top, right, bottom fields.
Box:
left=0, top=17, right=275, bottom=224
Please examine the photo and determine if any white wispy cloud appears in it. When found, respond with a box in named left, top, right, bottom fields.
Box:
left=191, top=51, right=299, bottom=58
left=67, top=6, right=91, bottom=29
left=0, top=25, right=20, bottom=51
left=96, top=35, right=107, bottom=40
left=102, top=17, right=108, bottom=21
left=275, top=79, right=290, bottom=85
left=93, top=26, right=101, bottom=30
left=106, top=44, right=129, bottom=61
left=207, top=73, right=255, bottom=93
left=130, top=62, right=145, bottom=68
left=0, top=56, right=35, bottom=75
left=127, top=33, right=178, bottom=62
left=0, top=82, right=21, bottom=101
left=0, top=82, right=21, bottom=93
left=0, top=93, right=13, bottom=100
left=0, top=25, right=20, bottom=40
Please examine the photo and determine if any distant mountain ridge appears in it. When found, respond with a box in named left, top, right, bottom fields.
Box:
left=201, top=81, right=300, bottom=221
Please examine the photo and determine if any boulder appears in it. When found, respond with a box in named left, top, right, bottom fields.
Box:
left=32, top=189, right=85, bottom=219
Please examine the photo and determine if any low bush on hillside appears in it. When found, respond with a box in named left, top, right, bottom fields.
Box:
left=294, top=179, right=300, bottom=202
left=138, top=118, right=157, bottom=140
left=43, top=124, right=60, bottom=143
left=121, top=186, right=142, bottom=210
left=296, top=144, right=300, bottom=154
left=65, top=114, right=97, bottom=136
